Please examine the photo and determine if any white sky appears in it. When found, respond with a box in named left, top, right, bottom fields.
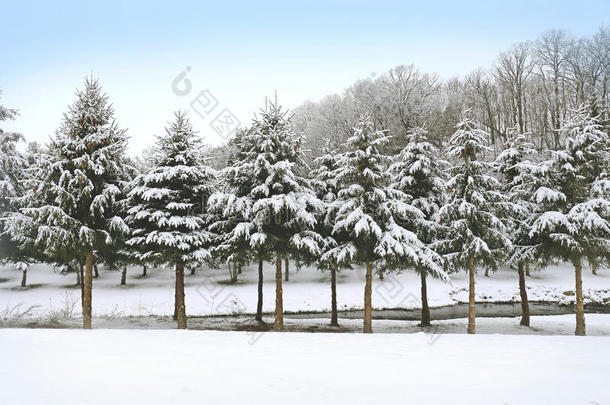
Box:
left=1, top=0, right=608, bottom=155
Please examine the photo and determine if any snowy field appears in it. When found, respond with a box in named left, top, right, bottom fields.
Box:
left=0, top=328, right=608, bottom=405
left=0, top=261, right=609, bottom=320
left=0, top=261, right=609, bottom=336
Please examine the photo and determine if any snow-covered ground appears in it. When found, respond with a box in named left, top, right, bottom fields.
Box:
left=3, top=313, right=609, bottom=336
left=1, top=264, right=609, bottom=403
left=0, top=261, right=608, bottom=321
left=0, top=328, right=608, bottom=405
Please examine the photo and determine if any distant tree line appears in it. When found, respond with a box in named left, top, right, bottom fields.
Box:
left=282, top=27, right=610, bottom=162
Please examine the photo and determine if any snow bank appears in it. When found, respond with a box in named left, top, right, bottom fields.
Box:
left=0, top=328, right=607, bottom=405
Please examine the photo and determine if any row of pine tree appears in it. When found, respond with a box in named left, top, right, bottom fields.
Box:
left=0, top=78, right=609, bottom=335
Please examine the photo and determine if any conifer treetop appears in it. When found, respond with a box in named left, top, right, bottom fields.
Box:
left=310, top=144, right=345, bottom=270
left=446, top=109, right=491, bottom=161
left=495, top=127, right=541, bottom=266
left=0, top=90, right=18, bottom=122
left=126, top=111, right=216, bottom=267
left=11, top=77, right=131, bottom=262
left=390, top=125, right=447, bottom=222
left=0, top=97, right=28, bottom=264
left=0, top=127, right=25, bottom=208
left=439, top=111, right=512, bottom=272
left=227, top=101, right=322, bottom=262
left=323, top=117, right=446, bottom=278
left=389, top=126, right=448, bottom=276
left=527, top=106, right=610, bottom=267
left=561, top=105, right=609, bottom=185
left=0, top=92, right=24, bottom=203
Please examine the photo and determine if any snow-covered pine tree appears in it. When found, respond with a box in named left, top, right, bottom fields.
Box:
left=0, top=95, right=30, bottom=287
left=6, top=142, right=55, bottom=277
left=126, top=111, right=215, bottom=329
left=0, top=92, right=17, bottom=122
left=130, top=147, right=157, bottom=278
left=98, top=156, right=138, bottom=286
left=310, top=143, right=344, bottom=327
left=389, top=126, right=448, bottom=326
left=8, top=141, right=87, bottom=289
left=244, top=101, right=322, bottom=331
left=208, top=126, right=269, bottom=320
left=495, top=127, right=541, bottom=327
left=208, top=127, right=254, bottom=273
left=438, top=110, right=512, bottom=334
left=323, top=116, right=444, bottom=333
left=7, top=78, right=131, bottom=328
left=527, top=106, right=610, bottom=335
left=592, top=170, right=610, bottom=202
left=591, top=168, right=610, bottom=274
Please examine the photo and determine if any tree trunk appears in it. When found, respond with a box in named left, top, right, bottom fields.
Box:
left=190, top=267, right=195, bottom=276
left=82, top=252, right=93, bottom=329
left=142, top=265, right=147, bottom=277
left=364, top=261, right=373, bottom=333
left=20, top=269, right=27, bottom=288
left=284, top=259, right=289, bottom=282
left=175, top=263, right=187, bottom=329
left=255, top=260, right=263, bottom=322
left=574, top=258, right=585, bottom=336
left=330, top=268, right=338, bottom=327
left=121, top=267, right=127, bottom=286
left=232, top=262, right=238, bottom=282
left=518, top=262, right=530, bottom=327
left=79, top=262, right=84, bottom=307
left=237, top=263, right=242, bottom=274
left=274, top=259, right=284, bottom=331
left=173, top=270, right=178, bottom=321
left=76, top=265, right=82, bottom=286
left=554, top=72, right=561, bottom=149
left=93, top=263, right=99, bottom=278
left=467, top=257, right=476, bottom=334
left=484, top=267, right=489, bottom=277
left=420, top=270, right=431, bottom=327
left=592, top=263, right=597, bottom=275
left=228, top=262, right=236, bottom=283
left=525, top=262, right=531, bottom=277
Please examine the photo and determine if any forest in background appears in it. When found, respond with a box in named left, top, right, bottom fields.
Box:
left=207, top=26, right=610, bottom=168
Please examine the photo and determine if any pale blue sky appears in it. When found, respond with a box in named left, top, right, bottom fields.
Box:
left=1, top=0, right=609, bottom=153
